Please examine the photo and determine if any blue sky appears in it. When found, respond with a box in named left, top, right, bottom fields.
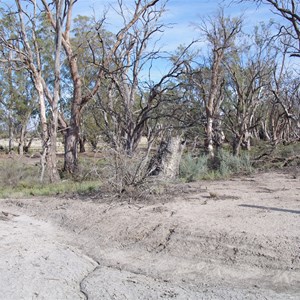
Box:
left=2, top=0, right=279, bottom=52
left=74, top=0, right=276, bottom=51
left=72, top=0, right=280, bottom=78
left=2, top=0, right=286, bottom=78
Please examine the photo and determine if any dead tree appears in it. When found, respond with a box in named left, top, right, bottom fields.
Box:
left=223, top=23, right=274, bottom=155
left=245, top=0, right=300, bottom=58
left=192, top=10, right=242, bottom=158
left=148, top=133, right=186, bottom=179
left=90, top=0, right=193, bottom=161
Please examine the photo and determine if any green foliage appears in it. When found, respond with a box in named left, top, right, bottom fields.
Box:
left=179, top=154, right=209, bottom=182
left=218, top=150, right=252, bottom=177
left=180, top=150, right=252, bottom=182
left=0, top=180, right=100, bottom=199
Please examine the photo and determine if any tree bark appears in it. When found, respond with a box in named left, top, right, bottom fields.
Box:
left=36, top=80, right=50, bottom=182
left=18, top=124, right=26, bottom=156
left=79, top=136, right=86, bottom=153
left=64, top=123, right=80, bottom=174
left=149, top=135, right=186, bottom=180
left=233, top=134, right=242, bottom=156
left=205, top=116, right=214, bottom=158
left=8, top=112, right=14, bottom=154
left=46, top=0, right=63, bottom=183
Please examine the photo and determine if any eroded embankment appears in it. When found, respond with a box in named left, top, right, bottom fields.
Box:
left=1, top=171, right=300, bottom=299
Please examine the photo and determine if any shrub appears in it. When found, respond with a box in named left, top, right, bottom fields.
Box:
left=0, top=159, right=40, bottom=188
left=71, top=155, right=106, bottom=182
left=180, top=150, right=252, bottom=182
left=179, top=154, right=209, bottom=182
left=218, top=150, right=252, bottom=178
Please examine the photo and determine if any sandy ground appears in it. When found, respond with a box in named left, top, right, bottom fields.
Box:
left=0, top=171, right=300, bottom=299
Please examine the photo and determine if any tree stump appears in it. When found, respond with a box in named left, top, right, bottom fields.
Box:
left=149, top=135, right=186, bottom=180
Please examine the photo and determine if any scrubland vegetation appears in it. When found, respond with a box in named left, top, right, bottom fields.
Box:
left=0, top=0, right=299, bottom=198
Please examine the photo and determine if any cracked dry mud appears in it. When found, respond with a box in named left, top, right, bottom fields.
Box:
left=0, top=171, right=300, bottom=299
left=0, top=214, right=97, bottom=299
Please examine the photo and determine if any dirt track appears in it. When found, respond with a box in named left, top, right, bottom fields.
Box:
left=0, top=171, right=300, bottom=299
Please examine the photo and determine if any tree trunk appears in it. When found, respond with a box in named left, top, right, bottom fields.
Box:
left=64, top=125, right=79, bottom=174
left=232, top=134, right=242, bottom=156
left=241, top=131, right=251, bottom=151
left=24, top=137, right=33, bottom=153
left=47, top=121, right=60, bottom=183
left=259, top=120, right=271, bottom=141
left=79, top=136, right=86, bottom=153
left=46, top=0, right=63, bottom=183
left=8, top=112, right=14, bottom=154
left=8, top=51, right=14, bottom=154
left=36, top=80, right=50, bottom=182
left=62, top=44, right=82, bottom=174
left=36, top=77, right=60, bottom=183
left=149, top=135, right=185, bottom=180
left=18, top=124, right=26, bottom=156
left=205, top=116, right=214, bottom=158
left=162, top=136, right=185, bottom=179
left=214, top=118, right=225, bottom=156
left=18, top=111, right=32, bottom=156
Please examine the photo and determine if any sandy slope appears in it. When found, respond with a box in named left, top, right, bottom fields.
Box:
left=0, top=171, right=299, bottom=299
left=0, top=214, right=97, bottom=299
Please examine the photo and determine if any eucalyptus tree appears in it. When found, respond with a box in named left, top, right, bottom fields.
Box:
left=81, top=2, right=195, bottom=183
left=0, top=58, right=16, bottom=153
left=266, top=40, right=300, bottom=143
left=223, top=23, right=275, bottom=155
left=0, top=0, right=64, bottom=182
left=1, top=0, right=163, bottom=179
left=231, top=0, right=300, bottom=146
left=0, top=8, right=18, bottom=152
left=0, top=65, right=38, bottom=155
left=83, top=1, right=193, bottom=156
left=41, top=0, right=162, bottom=174
left=68, top=15, right=114, bottom=152
left=191, top=10, right=242, bottom=158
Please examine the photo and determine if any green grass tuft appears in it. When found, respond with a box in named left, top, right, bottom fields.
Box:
left=0, top=159, right=100, bottom=199
left=0, top=180, right=100, bottom=199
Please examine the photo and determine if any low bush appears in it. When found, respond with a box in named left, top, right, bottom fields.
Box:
left=0, top=159, right=40, bottom=188
left=179, top=154, right=209, bottom=182
left=218, top=150, right=252, bottom=177
left=180, top=150, right=252, bottom=182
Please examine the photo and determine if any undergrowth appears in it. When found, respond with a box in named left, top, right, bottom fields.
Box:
left=180, top=150, right=253, bottom=182
left=1, top=141, right=298, bottom=198
left=251, top=141, right=300, bottom=170
left=0, top=159, right=100, bottom=199
left=0, top=180, right=100, bottom=199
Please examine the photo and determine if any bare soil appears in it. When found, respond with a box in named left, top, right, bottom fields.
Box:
left=0, top=171, right=300, bottom=299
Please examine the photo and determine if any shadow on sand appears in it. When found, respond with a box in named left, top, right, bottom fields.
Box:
left=239, top=204, right=300, bottom=215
